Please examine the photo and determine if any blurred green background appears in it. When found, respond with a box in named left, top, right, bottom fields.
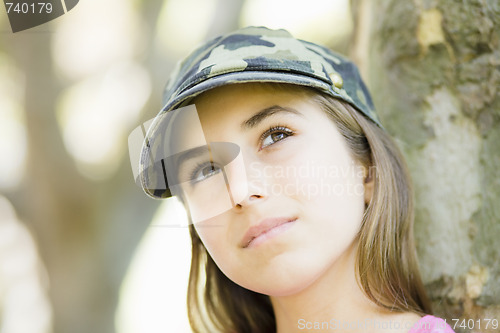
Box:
left=0, top=1, right=354, bottom=332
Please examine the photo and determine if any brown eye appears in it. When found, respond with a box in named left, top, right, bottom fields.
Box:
left=272, top=132, right=286, bottom=141
left=261, top=127, right=293, bottom=149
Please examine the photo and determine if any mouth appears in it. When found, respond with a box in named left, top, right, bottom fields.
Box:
left=240, top=217, right=298, bottom=249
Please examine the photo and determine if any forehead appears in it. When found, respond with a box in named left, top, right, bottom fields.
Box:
left=164, top=83, right=316, bottom=153
left=194, top=83, right=311, bottom=111
left=193, top=83, right=311, bottom=128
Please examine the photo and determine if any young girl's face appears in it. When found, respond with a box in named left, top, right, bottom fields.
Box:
left=182, top=83, right=370, bottom=296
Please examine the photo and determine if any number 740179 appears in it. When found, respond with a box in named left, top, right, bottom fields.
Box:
left=5, top=2, right=53, bottom=14
left=447, top=318, right=498, bottom=330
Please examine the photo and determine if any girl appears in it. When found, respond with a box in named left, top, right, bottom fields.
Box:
left=138, top=26, right=455, bottom=333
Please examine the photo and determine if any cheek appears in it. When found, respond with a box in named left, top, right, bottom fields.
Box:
left=193, top=218, right=226, bottom=255
left=277, top=144, right=366, bottom=247
left=193, top=217, right=244, bottom=279
left=275, top=146, right=365, bottom=205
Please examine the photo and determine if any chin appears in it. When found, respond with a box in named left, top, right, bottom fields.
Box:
left=249, top=274, right=320, bottom=297
left=235, top=260, right=325, bottom=297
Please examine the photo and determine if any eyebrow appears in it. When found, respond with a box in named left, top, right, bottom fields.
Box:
left=164, top=145, right=210, bottom=183
left=240, top=105, right=304, bottom=130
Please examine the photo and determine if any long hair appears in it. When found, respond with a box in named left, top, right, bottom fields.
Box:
left=185, top=84, right=432, bottom=333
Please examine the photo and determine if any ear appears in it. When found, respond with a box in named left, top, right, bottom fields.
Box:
left=364, top=166, right=374, bottom=204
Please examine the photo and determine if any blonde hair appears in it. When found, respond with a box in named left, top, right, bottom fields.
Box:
left=185, top=84, right=432, bottom=333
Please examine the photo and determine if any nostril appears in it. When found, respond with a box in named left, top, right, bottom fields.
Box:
left=235, top=194, right=264, bottom=209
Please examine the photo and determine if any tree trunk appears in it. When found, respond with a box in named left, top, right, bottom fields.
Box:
left=351, top=0, right=500, bottom=331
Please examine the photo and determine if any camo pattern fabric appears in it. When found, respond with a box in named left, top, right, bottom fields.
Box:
left=154, top=26, right=381, bottom=130
left=139, top=26, right=382, bottom=199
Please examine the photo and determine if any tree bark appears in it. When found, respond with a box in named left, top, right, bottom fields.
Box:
left=351, top=0, right=500, bottom=331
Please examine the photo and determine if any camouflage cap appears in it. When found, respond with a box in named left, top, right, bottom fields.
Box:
left=137, top=26, right=382, bottom=199
left=154, top=26, right=381, bottom=129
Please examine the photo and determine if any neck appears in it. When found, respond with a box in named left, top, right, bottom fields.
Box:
left=270, top=241, right=416, bottom=333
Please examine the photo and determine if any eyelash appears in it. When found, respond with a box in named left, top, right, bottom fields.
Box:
left=259, top=125, right=295, bottom=150
left=188, top=125, right=295, bottom=183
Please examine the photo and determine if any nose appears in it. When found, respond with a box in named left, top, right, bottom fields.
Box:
left=234, top=184, right=268, bottom=208
left=224, top=153, right=268, bottom=209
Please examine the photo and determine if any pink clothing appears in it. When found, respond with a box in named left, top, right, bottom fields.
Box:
left=408, top=315, right=455, bottom=333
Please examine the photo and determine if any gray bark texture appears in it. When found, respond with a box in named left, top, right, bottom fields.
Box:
left=351, top=0, right=500, bottom=331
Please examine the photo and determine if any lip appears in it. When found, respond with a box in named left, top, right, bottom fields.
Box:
left=240, top=217, right=298, bottom=248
